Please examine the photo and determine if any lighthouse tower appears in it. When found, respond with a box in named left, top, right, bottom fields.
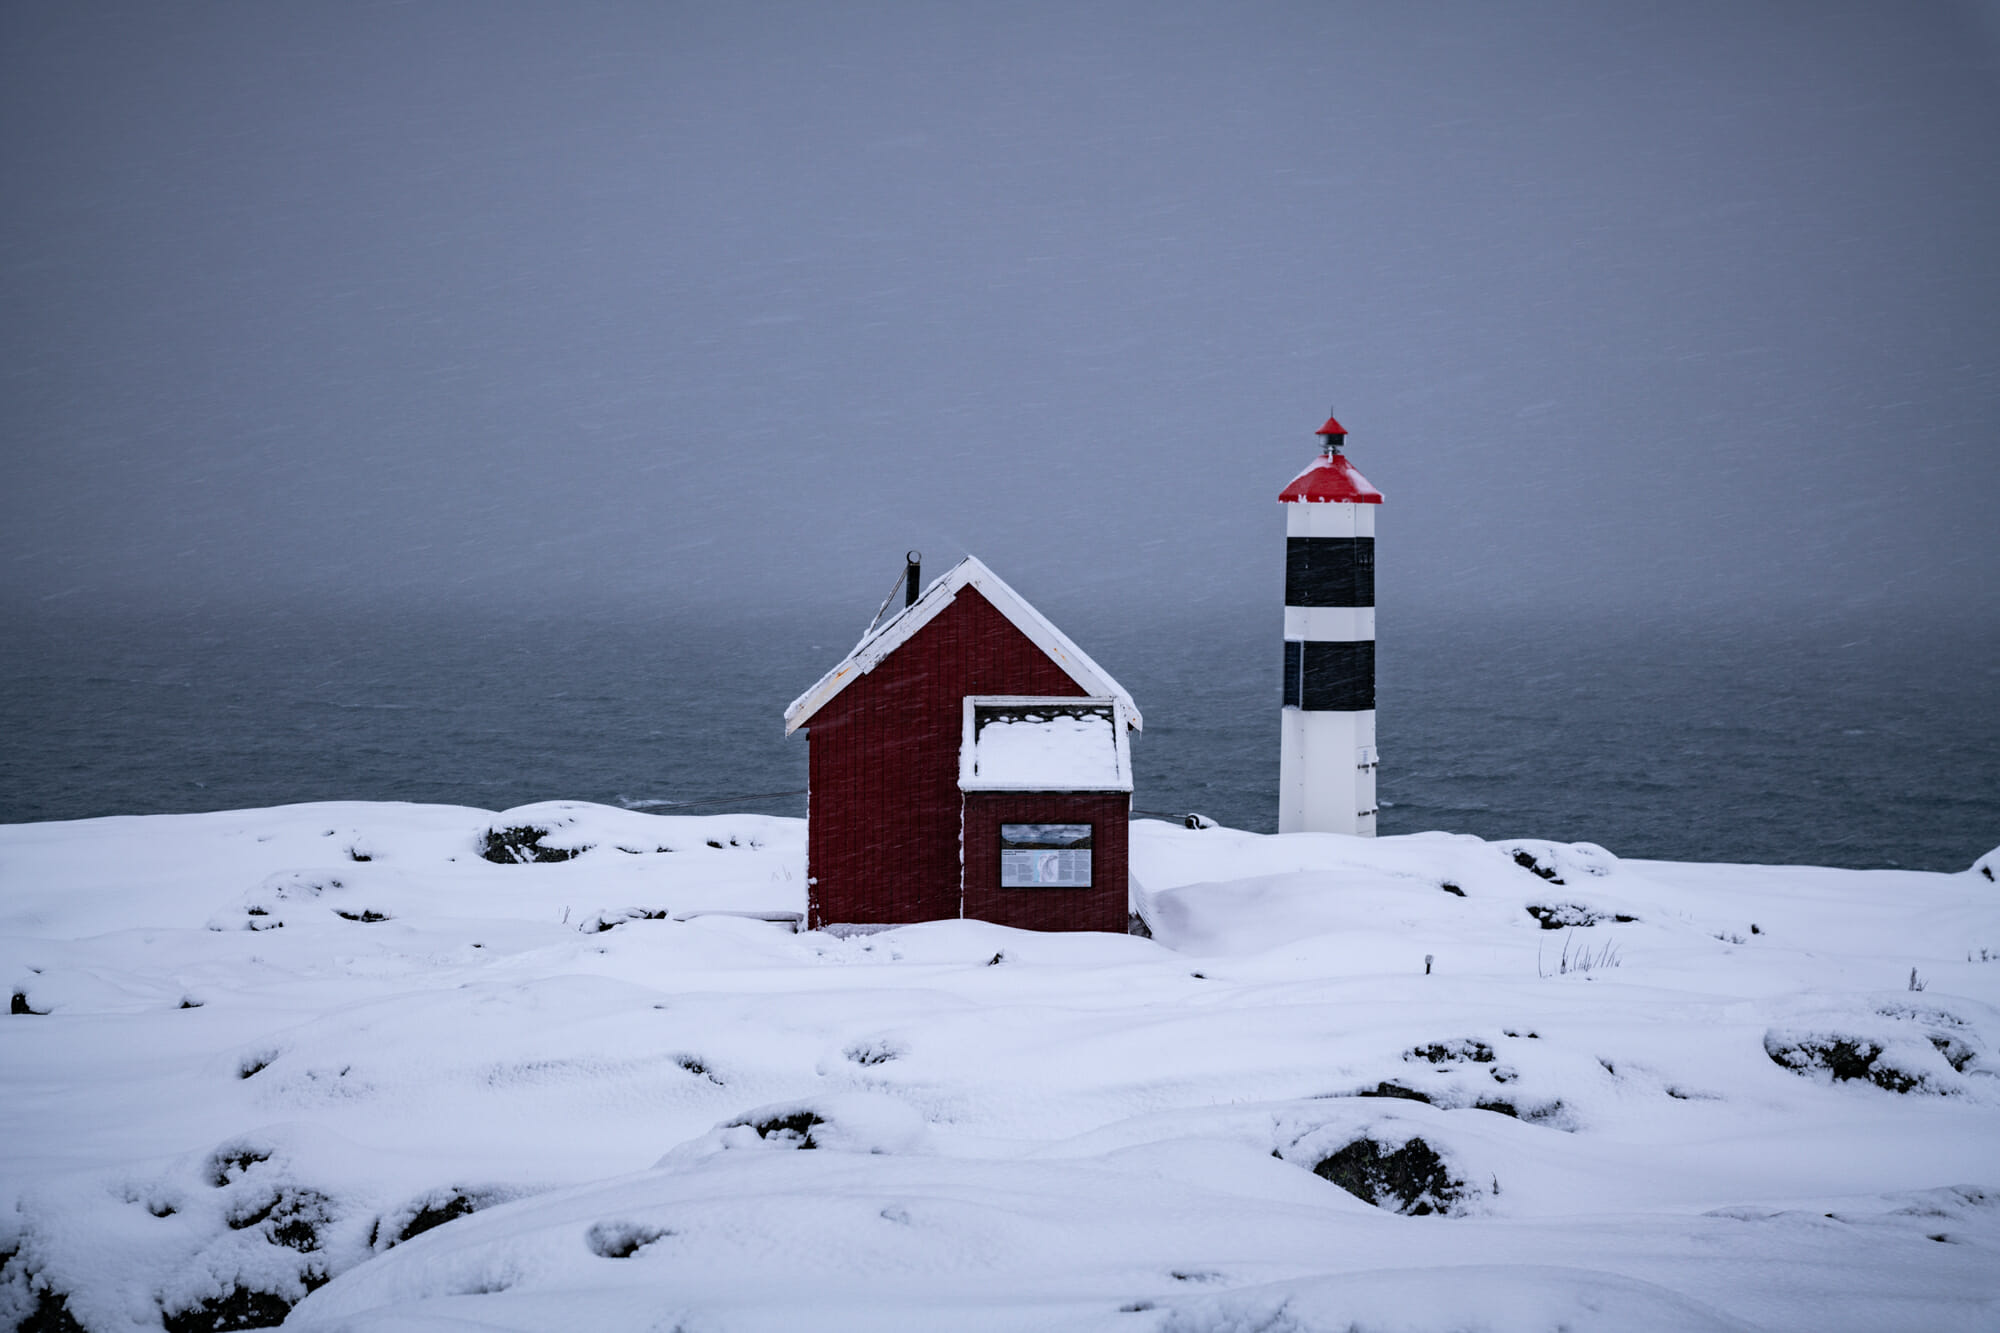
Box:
left=1278, top=414, right=1382, bottom=835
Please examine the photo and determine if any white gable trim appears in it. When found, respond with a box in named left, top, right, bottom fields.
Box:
left=783, top=556, right=1142, bottom=735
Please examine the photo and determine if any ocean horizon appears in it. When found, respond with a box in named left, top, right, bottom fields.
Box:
left=4, top=595, right=1995, bottom=873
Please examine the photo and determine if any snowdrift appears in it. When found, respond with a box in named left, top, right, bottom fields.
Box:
left=2, top=803, right=1997, bottom=1331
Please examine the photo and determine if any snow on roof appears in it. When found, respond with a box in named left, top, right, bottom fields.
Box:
left=1278, top=450, right=1383, bottom=504
left=959, top=696, right=1132, bottom=793
left=783, top=556, right=1141, bottom=735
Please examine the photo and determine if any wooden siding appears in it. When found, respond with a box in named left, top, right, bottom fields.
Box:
left=960, top=790, right=1130, bottom=933
left=805, top=586, right=1091, bottom=929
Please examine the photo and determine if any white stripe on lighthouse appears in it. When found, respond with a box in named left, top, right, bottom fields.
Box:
left=1283, top=606, right=1375, bottom=642
left=1287, top=502, right=1376, bottom=540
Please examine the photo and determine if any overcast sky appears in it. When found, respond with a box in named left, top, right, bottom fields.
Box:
left=4, top=1, right=1995, bottom=625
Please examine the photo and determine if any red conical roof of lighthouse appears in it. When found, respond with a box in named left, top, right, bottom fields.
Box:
left=1279, top=414, right=1383, bottom=504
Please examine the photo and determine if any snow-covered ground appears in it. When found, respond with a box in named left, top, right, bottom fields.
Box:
left=3, top=800, right=1997, bottom=1332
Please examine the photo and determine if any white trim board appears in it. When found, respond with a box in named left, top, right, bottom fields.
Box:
left=784, top=556, right=1142, bottom=735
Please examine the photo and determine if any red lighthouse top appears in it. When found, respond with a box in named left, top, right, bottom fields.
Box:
left=1279, top=415, right=1383, bottom=504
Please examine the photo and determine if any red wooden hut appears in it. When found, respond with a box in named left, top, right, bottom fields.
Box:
left=784, top=556, right=1141, bottom=934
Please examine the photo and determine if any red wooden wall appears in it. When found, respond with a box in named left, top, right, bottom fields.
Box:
left=803, top=587, right=1093, bottom=929
left=959, top=790, right=1130, bottom=933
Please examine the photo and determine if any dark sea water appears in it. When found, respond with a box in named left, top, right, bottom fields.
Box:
left=3, top=599, right=1995, bottom=872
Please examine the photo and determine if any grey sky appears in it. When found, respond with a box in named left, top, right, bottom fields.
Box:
left=4, top=1, right=1996, bottom=624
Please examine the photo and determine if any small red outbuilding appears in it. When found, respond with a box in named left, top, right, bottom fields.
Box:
left=784, top=557, right=1141, bottom=934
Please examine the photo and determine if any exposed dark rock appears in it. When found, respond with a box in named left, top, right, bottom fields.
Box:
left=1312, top=1137, right=1466, bottom=1216
left=1354, top=1081, right=1433, bottom=1104
left=1764, top=1033, right=1936, bottom=1094
left=225, top=1195, right=275, bottom=1232
left=11, top=992, right=44, bottom=1015
left=1439, top=881, right=1466, bottom=897
left=741, top=1111, right=824, bottom=1148
left=1928, top=1035, right=1975, bottom=1073
left=1407, top=1039, right=1495, bottom=1065
left=585, top=1221, right=671, bottom=1259
left=394, top=1190, right=492, bottom=1245
left=19, top=1286, right=85, bottom=1333
left=206, top=1144, right=272, bottom=1188
left=1526, top=903, right=1607, bottom=930
left=227, top=1188, right=333, bottom=1253
left=675, top=1055, right=722, bottom=1084
left=1512, top=850, right=1563, bottom=884
left=587, top=908, right=670, bottom=933
left=334, top=909, right=389, bottom=923
left=478, top=826, right=585, bottom=865
left=844, top=1041, right=897, bottom=1066
left=161, top=1278, right=323, bottom=1333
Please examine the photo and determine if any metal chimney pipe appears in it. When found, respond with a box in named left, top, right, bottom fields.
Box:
left=904, top=551, right=922, bottom=607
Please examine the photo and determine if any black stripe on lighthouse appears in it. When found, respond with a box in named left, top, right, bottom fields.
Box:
left=1285, top=537, right=1375, bottom=607
left=1283, top=640, right=1375, bottom=712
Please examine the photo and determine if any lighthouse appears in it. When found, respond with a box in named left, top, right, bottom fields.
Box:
left=1278, top=414, right=1382, bottom=835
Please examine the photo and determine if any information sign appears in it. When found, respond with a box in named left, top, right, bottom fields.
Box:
left=999, top=823, right=1093, bottom=888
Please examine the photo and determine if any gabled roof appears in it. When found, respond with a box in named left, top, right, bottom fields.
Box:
left=783, top=556, right=1141, bottom=735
